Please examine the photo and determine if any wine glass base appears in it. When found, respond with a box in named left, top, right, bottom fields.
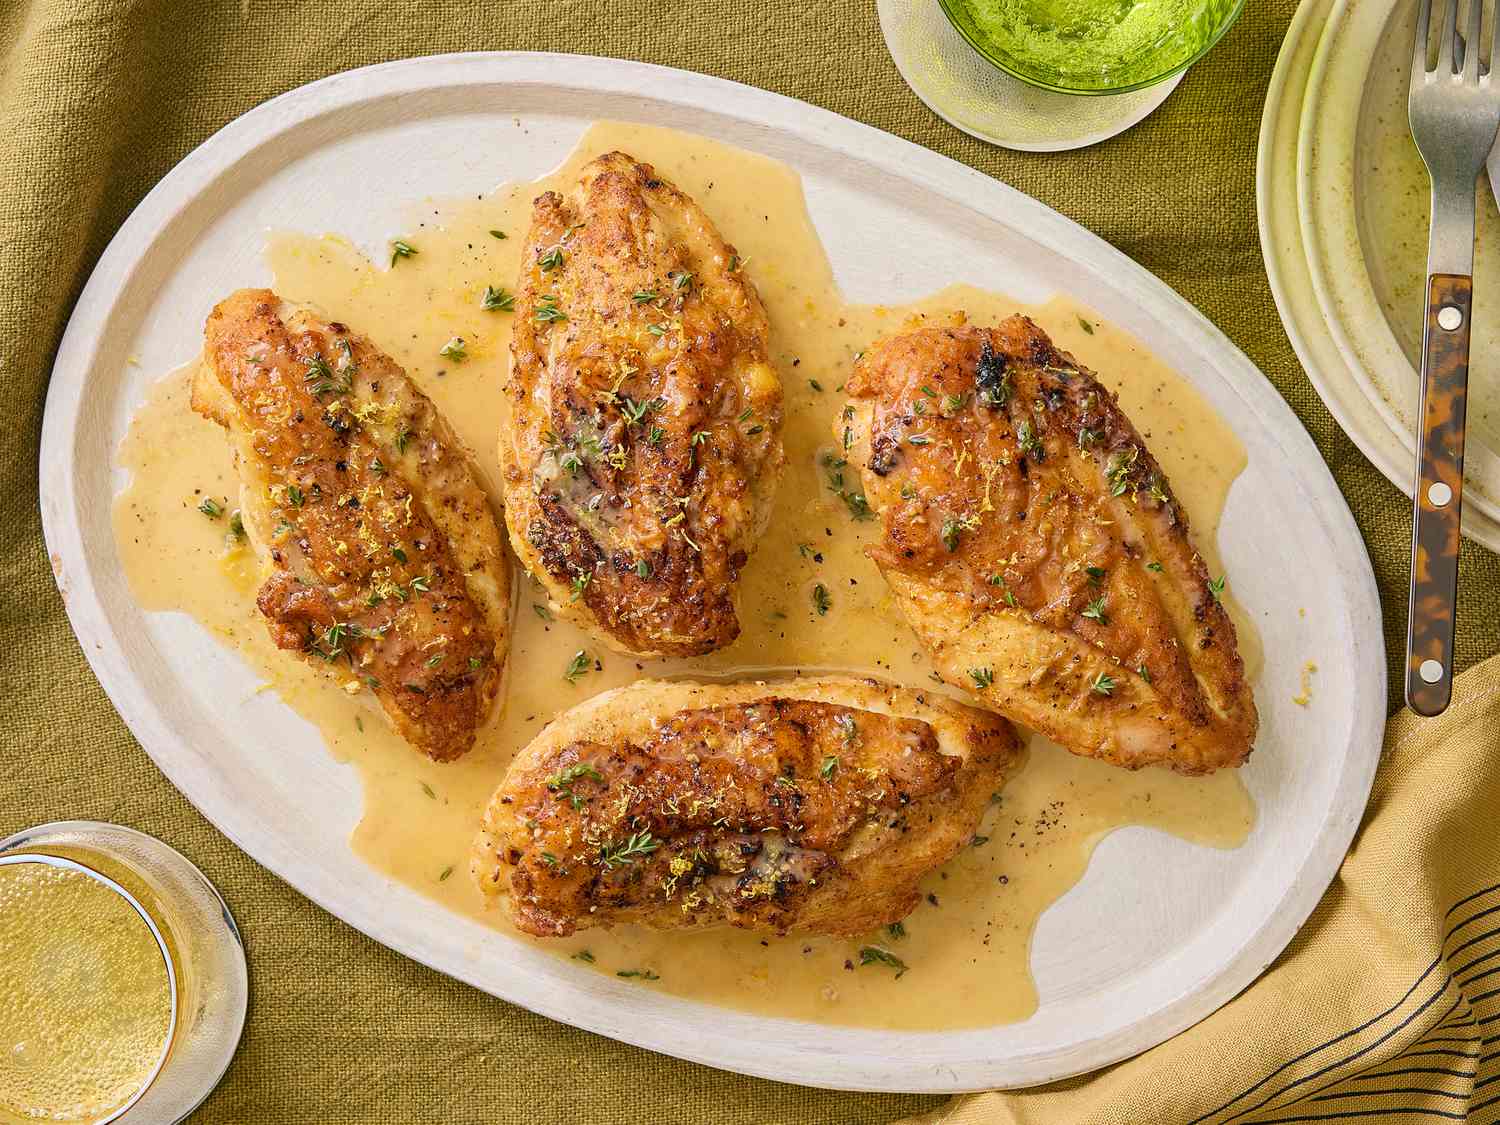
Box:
left=878, top=0, right=1184, bottom=152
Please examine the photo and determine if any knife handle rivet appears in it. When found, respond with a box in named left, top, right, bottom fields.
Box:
left=1428, top=481, right=1454, bottom=507
left=1438, top=305, right=1463, bottom=330
left=1419, top=659, right=1445, bottom=684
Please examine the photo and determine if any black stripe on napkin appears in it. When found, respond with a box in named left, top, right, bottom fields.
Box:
left=1190, top=881, right=1500, bottom=1124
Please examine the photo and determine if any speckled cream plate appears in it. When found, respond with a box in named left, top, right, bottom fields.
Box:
left=41, top=53, right=1383, bottom=1092
left=1263, top=0, right=1500, bottom=549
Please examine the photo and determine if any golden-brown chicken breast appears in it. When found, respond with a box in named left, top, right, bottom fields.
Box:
left=839, top=317, right=1257, bottom=774
left=501, top=151, right=784, bottom=657
left=472, top=676, right=1020, bottom=937
left=193, top=288, right=510, bottom=761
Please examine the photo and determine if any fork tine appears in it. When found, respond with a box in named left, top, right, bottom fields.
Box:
left=1439, top=0, right=1461, bottom=71
left=1464, top=0, right=1483, bottom=77
left=1415, top=0, right=1434, bottom=74
left=1486, top=0, right=1497, bottom=75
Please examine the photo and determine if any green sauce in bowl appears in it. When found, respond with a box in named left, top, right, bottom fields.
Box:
left=939, top=0, right=1243, bottom=94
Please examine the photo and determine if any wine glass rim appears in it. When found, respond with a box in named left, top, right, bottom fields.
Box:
left=0, top=853, right=180, bottom=1124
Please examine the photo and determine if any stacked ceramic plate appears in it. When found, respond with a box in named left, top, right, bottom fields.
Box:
left=1259, top=0, right=1500, bottom=551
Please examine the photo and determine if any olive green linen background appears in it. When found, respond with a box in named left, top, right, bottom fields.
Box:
left=3, top=0, right=1498, bottom=1121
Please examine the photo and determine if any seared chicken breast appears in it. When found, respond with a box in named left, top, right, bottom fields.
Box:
left=840, top=317, right=1257, bottom=774
left=194, top=289, right=510, bottom=761
left=472, top=677, right=1020, bottom=937
left=502, top=152, right=784, bottom=657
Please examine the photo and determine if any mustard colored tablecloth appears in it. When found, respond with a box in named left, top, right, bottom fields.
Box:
left=4, top=0, right=1499, bottom=1121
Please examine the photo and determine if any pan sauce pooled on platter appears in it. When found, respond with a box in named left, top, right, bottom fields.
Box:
left=112, top=119, right=1257, bottom=1030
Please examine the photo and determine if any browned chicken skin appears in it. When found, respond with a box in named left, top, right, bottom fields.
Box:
left=840, top=317, right=1257, bottom=774
left=502, top=152, right=784, bottom=657
left=472, top=677, right=1021, bottom=937
left=194, top=289, right=510, bottom=761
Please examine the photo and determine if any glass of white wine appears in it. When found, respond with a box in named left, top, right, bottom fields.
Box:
left=0, top=821, right=247, bottom=1124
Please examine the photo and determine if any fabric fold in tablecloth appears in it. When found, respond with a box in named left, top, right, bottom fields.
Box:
left=904, top=653, right=1500, bottom=1125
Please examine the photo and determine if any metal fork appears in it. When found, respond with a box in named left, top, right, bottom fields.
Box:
left=1405, top=0, right=1500, bottom=716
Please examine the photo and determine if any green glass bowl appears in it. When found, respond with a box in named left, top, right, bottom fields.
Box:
left=937, top=0, right=1245, bottom=95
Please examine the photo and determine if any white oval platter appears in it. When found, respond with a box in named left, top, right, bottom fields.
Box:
left=40, top=53, right=1384, bottom=1093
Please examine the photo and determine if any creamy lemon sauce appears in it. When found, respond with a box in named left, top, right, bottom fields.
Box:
left=112, top=121, right=1256, bottom=1030
left=0, top=862, right=172, bottom=1125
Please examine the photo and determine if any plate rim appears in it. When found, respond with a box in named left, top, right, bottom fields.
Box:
left=41, top=50, right=1387, bottom=1093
